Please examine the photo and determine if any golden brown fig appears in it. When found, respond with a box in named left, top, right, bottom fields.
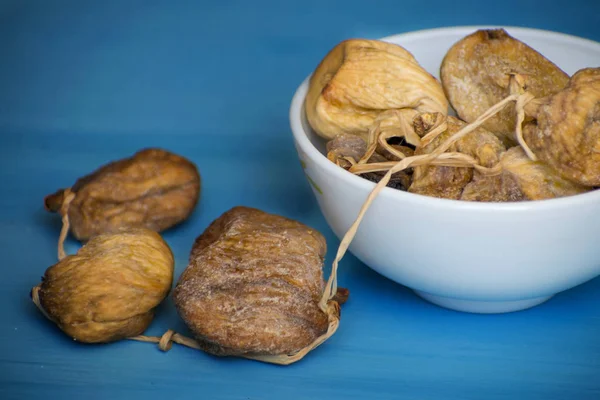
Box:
left=461, top=147, right=590, bottom=202
left=440, top=29, right=569, bottom=144
left=409, top=116, right=505, bottom=199
left=33, top=229, right=174, bottom=343
left=523, top=68, right=600, bottom=186
left=44, top=148, right=201, bottom=241
left=174, top=206, right=341, bottom=359
left=306, top=39, right=448, bottom=140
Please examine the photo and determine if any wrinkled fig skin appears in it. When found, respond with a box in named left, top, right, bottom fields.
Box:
left=461, top=147, right=590, bottom=202
left=326, top=133, right=367, bottom=169
left=409, top=116, right=505, bottom=199
left=174, top=206, right=335, bottom=357
left=306, top=39, right=448, bottom=140
left=460, top=171, right=526, bottom=202
left=45, top=148, right=201, bottom=241
left=440, top=29, right=569, bottom=144
left=38, top=229, right=174, bottom=343
left=524, top=68, right=600, bottom=187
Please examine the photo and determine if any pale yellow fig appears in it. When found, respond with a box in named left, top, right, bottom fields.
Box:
left=305, top=39, right=449, bottom=140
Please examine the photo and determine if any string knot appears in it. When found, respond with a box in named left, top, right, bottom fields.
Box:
left=158, top=329, right=176, bottom=351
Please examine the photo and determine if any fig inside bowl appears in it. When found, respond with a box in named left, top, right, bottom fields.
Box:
left=289, top=26, right=600, bottom=313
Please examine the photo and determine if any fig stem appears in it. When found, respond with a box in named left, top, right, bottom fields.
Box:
left=31, top=285, right=54, bottom=322
left=44, top=190, right=65, bottom=213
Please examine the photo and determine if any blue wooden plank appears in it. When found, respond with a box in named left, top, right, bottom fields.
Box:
left=1, top=1, right=599, bottom=399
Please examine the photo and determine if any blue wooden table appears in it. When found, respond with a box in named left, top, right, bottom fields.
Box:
left=1, top=1, right=599, bottom=399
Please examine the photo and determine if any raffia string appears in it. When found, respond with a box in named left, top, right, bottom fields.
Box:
left=32, top=281, right=340, bottom=365
left=318, top=91, right=532, bottom=311
left=353, top=77, right=539, bottom=179
left=359, top=114, right=385, bottom=164
left=126, top=296, right=342, bottom=365
left=377, top=128, right=411, bottom=160
left=130, top=330, right=203, bottom=352
left=508, top=74, right=537, bottom=161
left=129, top=304, right=340, bottom=365
left=515, top=92, right=537, bottom=160
left=341, top=156, right=357, bottom=166
left=31, top=284, right=206, bottom=356
left=391, top=109, right=422, bottom=147
left=350, top=152, right=503, bottom=176
left=57, top=189, right=76, bottom=261
left=358, top=109, right=421, bottom=165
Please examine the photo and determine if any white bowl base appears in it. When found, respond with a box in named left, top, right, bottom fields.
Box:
left=414, top=291, right=554, bottom=314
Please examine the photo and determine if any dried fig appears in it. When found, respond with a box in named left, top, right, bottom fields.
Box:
left=523, top=68, right=600, bottom=186
left=409, top=116, right=505, bottom=199
left=461, top=147, right=590, bottom=202
left=326, top=133, right=368, bottom=169
left=32, top=229, right=174, bottom=343
left=173, top=206, right=342, bottom=363
left=440, top=29, right=569, bottom=144
left=45, top=148, right=200, bottom=242
left=362, top=170, right=412, bottom=191
left=306, top=39, right=448, bottom=141
left=327, top=133, right=412, bottom=190
left=460, top=170, right=526, bottom=202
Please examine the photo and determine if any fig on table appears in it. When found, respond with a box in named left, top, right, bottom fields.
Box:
left=173, top=206, right=345, bottom=363
left=44, top=148, right=201, bottom=241
left=32, top=229, right=174, bottom=343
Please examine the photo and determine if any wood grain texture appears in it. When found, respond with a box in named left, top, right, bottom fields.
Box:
left=0, top=1, right=599, bottom=399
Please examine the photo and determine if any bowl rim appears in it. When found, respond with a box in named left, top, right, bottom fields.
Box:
left=289, top=25, right=600, bottom=213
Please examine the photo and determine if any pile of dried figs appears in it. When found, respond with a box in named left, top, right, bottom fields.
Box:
left=306, top=29, right=600, bottom=201
left=33, top=149, right=345, bottom=365
left=34, top=148, right=201, bottom=343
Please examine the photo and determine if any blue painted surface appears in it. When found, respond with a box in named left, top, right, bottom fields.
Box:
left=1, top=1, right=599, bottom=399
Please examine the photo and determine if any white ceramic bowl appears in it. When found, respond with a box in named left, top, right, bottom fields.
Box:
left=290, top=26, right=600, bottom=314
